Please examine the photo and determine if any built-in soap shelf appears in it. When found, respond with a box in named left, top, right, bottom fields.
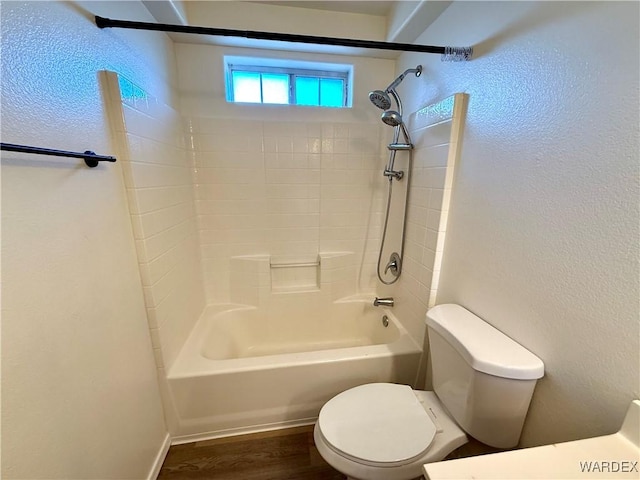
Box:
left=270, top=255, right=320, bottom=293
left=229, top=252, right=356, bottom=305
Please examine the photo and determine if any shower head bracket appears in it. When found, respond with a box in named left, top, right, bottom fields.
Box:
left=388, top=143, right=413, bottom=151
left=383, top=168, right=404, bottom=181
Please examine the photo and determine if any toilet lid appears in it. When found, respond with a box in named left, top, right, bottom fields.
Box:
left=317, top=383, right=436, bottom=466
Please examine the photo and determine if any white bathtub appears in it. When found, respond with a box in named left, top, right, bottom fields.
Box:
left=167, top=297, right=422, bottom=442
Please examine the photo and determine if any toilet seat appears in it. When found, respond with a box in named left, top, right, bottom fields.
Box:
left=317, top=383, right=437, bottom=467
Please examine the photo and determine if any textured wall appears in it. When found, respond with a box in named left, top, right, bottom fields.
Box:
left=1, top=1, right=175, bottom=478
left=396, top=1, right=639, bottom=446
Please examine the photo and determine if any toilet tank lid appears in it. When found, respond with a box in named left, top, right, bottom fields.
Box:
left=426, top=304, right=544, bottom=380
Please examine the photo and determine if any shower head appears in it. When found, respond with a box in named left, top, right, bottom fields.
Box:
left=369, top=65, right=423, bottom=113
left=381, top=110, right=412, bottom=144
left=381, top=110, right=403, bottom=127
left=369, top=90, right=392, bottom=110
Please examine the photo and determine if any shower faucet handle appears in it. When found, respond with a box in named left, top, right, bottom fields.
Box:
left=384, top=259, right=398, bottom=275
left=384, top=252, right=402, bottom=277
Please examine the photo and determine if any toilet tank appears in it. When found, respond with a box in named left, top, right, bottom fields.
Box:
left=426, top=304, right=544, bottom=448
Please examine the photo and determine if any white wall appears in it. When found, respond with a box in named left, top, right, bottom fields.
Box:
left=184, top=1, right=387, bottom=44
left=1, top=1, right=177, bottom=477
left=396, top=1, right=639, bottom=446
left=104, top=72, right=205, bottom=374
left=102, top=71, right=206, bottom=435
left=176, top=44, right=396, bottom=302
left=177, top=44, right=394, bottom=123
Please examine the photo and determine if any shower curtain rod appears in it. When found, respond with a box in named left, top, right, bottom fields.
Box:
left=0, top=143, right=117, bottom=168
left=95, top=16, right=473, bottom=60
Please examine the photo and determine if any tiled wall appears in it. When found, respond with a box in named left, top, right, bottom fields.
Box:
left=107, top=72, right=466, bottom=364
left=187, top=117, right=387, bottom=304
left=384, top=94, right=468, bottom=343
left=104, top=72, right=205, bottom=371
left=106, top=76, right=465, bottom=370
left=228, top=252, right=357, bottom=309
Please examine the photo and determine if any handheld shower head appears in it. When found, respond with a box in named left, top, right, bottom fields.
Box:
left=381, top=110, right=403, bottom=127
left=369, top=90, right=392, bottom=110
left=381, top=110, right=411, bottom=144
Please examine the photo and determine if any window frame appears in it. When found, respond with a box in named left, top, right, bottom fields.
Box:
left=225, top=57, right=353, bottom=108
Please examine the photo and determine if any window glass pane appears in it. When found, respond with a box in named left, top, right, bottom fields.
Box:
left=226, top=58, right=351, bottom=108
left=262, top=74, right=289, bottom=104
left=320, top=78, right=344, bottom=107
left=295, top=77, right=320, bottom=106
left=232, top=71, right=261, bottom=103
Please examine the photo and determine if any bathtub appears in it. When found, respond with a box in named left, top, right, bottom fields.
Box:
left=167, top=297, right=422, bottom=442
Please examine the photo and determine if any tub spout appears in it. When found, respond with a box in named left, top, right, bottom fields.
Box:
left=373, top=297, right=394, bottom=307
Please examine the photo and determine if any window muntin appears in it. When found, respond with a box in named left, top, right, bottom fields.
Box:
left=226, top=60, right=351, bottom=108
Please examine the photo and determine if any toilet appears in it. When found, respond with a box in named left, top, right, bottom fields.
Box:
left=314, top=304, right=545, bottom=480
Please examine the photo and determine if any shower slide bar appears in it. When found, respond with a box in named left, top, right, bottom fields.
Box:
left=94, top=16, right=473, bottom=61
left=0, top=143, right=117, bottom=168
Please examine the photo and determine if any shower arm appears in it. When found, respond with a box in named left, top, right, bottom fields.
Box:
left=385, top=67, right=422, bottom=93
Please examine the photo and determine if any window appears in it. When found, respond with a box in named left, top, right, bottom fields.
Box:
left=225, top=56, right=352, bottom=108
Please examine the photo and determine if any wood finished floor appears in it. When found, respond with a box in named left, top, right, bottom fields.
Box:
left=158, top=425, right=498, bottom=479
left=158, top=425, right=346, bottom=480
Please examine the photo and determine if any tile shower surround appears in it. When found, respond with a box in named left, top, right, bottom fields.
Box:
left=107, top=73, right=205, bottom=373
left=186, top=93, right=465, bottom=346
left=186, top=117, right=389, bottom=304
left=111, top=72, right=462, bottom=375
left=379, top=95, right=466, bottom=342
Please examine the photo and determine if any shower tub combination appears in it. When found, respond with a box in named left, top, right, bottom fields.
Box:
left=163, top=67, right=448, bottom=442
left=167, top=296, right=421, bottom=442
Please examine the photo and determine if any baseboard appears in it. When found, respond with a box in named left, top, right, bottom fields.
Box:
left=170, top=418, right=317, bottom=446
left=147, top=432, right=171, bottom=480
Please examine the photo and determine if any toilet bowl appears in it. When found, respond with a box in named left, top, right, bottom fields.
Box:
left=314, top=384, right=467, bottom=480
left=314, top=304, right=545, bottom=480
